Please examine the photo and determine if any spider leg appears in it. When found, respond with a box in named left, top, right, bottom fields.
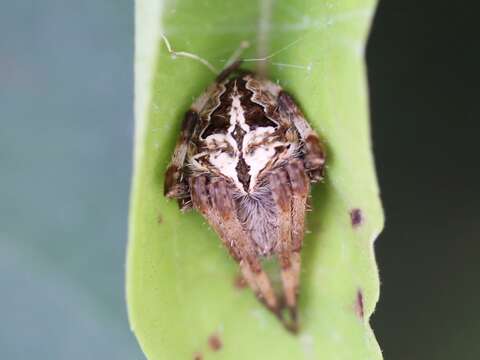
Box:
left=216, top=40, right=250, bottom=82
left=239, top=258, right=279, bottom=313
left=286, top=160, right=310, bottom=324
left=287, top=160, right=310, bottom=253
left=164, top=110, right=198, bottom=202
left=164, top=79, right=225, bottom=207
left=190, top=175, right=280, bottom=313
left=270, top=159, right=310, bottom=331
left=216, top=60, right=243, bottom=83
left=278, top=91, right=326, bottom=182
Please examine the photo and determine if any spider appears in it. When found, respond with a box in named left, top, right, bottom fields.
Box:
left=163, top=48, right=326, bottom=332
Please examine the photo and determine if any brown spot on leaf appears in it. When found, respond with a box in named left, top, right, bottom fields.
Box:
left=350, top=208, right=363, bottom=228
left=233, top=274, right=247, bottom=289
left=157, top=214, right=163, bottom=224
left=355, top=289, right=364, bottom=319
left=208, top=334, right=222, bottom=351
left=193, top=352, right=203, bottom=360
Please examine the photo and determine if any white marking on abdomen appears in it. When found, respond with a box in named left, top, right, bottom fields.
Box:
left=206, top=83, right=249, bottom=193
left=243, top=127, right=279, bottom=190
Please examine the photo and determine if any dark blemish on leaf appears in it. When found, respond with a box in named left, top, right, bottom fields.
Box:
left=193, top=352, right=203, bottom=360
left=233, top=274, right=247, bottom=289
left=208, top=334, right=222, bottom=351
left=157, top=214, right=163, bottom=224
left=355, top=289, right=364, bottom=319
left=350, top=208, right=363, bottom=228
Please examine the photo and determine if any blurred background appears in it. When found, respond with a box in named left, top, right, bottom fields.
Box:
left=0, top=1, right=142, bottom=359
left=369, top=2, right=480, bottom=359
left=1, top=1, right=478, bottom=360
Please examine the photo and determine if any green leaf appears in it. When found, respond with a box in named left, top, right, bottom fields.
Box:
left=127, top=0, right=383, bottom=359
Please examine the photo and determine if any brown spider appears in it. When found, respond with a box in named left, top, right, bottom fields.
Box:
left=164, top=60, right=326, bottom=332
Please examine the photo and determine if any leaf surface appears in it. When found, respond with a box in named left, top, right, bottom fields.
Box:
left=127, top=0, right=383, bottom=359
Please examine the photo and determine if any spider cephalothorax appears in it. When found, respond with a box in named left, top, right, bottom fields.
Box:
left=164, top=62, right=326, bottom=331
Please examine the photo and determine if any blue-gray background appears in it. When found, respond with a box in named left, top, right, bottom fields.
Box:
left=1, top=1, right=479, bottom=360
left=1, top=1, right=142, bottom=359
